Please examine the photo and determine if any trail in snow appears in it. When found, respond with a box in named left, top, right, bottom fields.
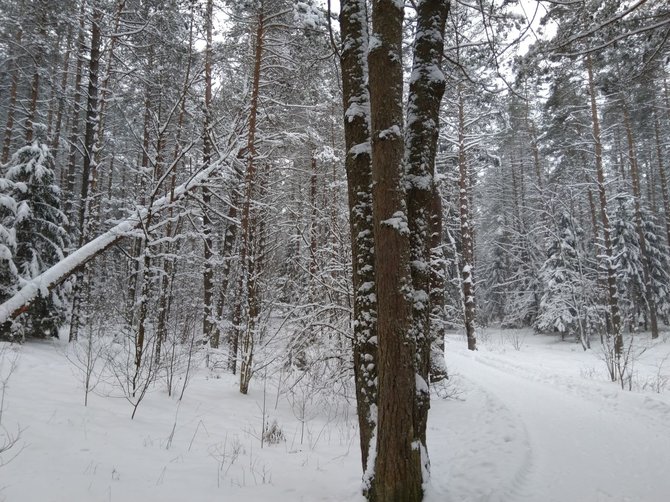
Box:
left=429, top=333, right=670, bottom=502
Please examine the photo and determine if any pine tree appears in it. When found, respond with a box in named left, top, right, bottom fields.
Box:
left=1, top=132, right=68, bottom=339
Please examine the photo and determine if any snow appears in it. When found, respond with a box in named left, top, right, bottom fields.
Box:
left=381, top=210, right=409, bottom=235
left=2, top=329, right=670, bottom=501
left=377, top=125, right=402, bottom=140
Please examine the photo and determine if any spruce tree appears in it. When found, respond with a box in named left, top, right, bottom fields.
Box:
left=1, top=131, right=68, bottom=339
left=536, top=209, right=584, bottom=340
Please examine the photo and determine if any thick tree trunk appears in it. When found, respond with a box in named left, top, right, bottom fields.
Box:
left=369, top=1, right=422, bottom=500
left=339, top=0, right=378, bottom=481
left=211, top=187, right=240, bottom=349
left=404, top=0, right=450, bottom=465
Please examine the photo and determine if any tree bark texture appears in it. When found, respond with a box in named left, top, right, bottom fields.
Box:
left=339, top=0, right=378, bottom=480
left=369, top=1, right=422, bottom=500
left=457, top=91, right=477, bottom=351
left=404, top=0, right=450, bottom=458
left=236, top=7, right=265, bottom=392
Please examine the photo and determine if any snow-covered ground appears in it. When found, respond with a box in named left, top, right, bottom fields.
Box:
left=1, top=329, right=669, bottom=502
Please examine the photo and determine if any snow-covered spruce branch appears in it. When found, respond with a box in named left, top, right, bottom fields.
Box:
left=0, top=160, right=227, bottom=326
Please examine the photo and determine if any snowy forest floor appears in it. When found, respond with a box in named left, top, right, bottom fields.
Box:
left=1, top=328, right=670, bottom=502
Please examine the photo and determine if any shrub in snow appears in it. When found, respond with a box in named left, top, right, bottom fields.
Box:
left=263, top=419, right=285, bottom=445
left=0, top=139, right=68, bottom=340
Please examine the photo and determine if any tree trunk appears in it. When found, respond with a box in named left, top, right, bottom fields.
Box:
left=69, top=6, right=102, bottom=343
left=369, top=1, right=422, bottom=500
left=65, top=2, right=88, bottom=221
left=404, top=0, right=450, bottom=464
left=51, top=24, right=74, bottom=161
left=2, top=28, right=23, bottom=163
left=235, top=6, right=264, bottom=387
left=202, top=0, right=216, bottom=345
left=339, top=0, right=378, bottom=481
left=429, top=186, right=448, bottom=382
left=586, top=54, right=622, bottom=356
left=654, top=113, right=670, bottom=248
left=457, top=90, right=477, bottom=351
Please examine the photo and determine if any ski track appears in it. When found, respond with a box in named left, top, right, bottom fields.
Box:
left=443, top=344, right=670, bottom=502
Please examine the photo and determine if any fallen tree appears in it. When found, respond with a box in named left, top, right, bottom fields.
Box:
left=0, top=159, right=231, bottom=327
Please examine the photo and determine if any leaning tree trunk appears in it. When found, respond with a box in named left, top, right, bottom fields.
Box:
left=368, top=1, right=422, bottom=500
left=339, top=0, right=378, bottom=484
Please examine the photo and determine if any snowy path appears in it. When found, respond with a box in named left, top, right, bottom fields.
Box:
left=437, top=338, right=670, bottom=502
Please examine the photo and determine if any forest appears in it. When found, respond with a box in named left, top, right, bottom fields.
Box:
left=1, top=1, right=670, bottom=501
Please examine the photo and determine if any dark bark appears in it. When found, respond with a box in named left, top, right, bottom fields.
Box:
left=339, top=0, right=378, bottom=480
left=65, top=2, right=87, bottom=221
left=235, top=7, right=264, bottom=388
left=369, top=1, right=422, bottom=500
left=69, top=6, right=102, bottom=342
left=404, top=0, right=450, bottom=462
left=202, top=0, right=216, bottom=345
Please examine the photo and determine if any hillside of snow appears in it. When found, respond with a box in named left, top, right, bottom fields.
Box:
left=1, top=329, right=669, bottom=502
